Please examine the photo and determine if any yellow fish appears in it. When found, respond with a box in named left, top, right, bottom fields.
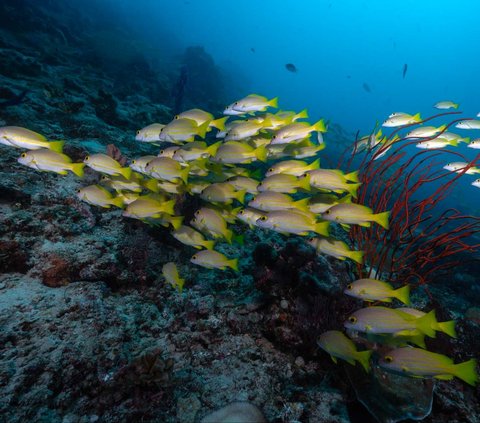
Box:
left=159, top=118, right=209, bottom=143
left=256, top=209, right=329, bottom=236
left=162, top=262, right=185, bottom=293
left=172, top=225, right=215, bottom=250
left=174, top=109, right=227, bottom=130
left=145, top=157, right=189, bottom=183
left=200, top=182, right=246, bottom=204
left=191, top=207, right=233, bottom=243
left=271, top=120, right=326, bottom=144
left=190, top=250, right=239, bottom=271
left=84, top=153, right=132, bottom=179
left=18, top=149, right=84, bottom=177
left=308, top=237, right=363, bottom=264
left=265, top=158, right=320, bottom=177
left=322, top=203, right=390, bottom=229
left=257, top=173, right=311, bottom=194
left=76, top=185, right=124, bottom=208
left=122, top=195, right=176, bottom=219
left=0, top=126, right=64, bottom=152
left=135, top=123, right=165, bottom=142
left=344, top=278, right=410, bottom=305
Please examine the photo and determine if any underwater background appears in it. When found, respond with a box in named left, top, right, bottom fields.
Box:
left=0, top=1, right=479, bottom=422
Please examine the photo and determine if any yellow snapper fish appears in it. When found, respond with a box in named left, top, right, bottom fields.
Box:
left=248, top=191, right=310, bottom=212
left=455, top=120, right=480, bottom=130
left=158, top=146, right=180, bottom=158
left=270, top=120, right=327, bottom=144
left=344, top=306, right=438, bottom=338
left=224, top=94, right=278, bottom=114
left=0, top=126, right=64, bottom=152
left=344, top=278, right=410, bottom=305
left=122, top=195, right=176, bottom=219
left=158, top=118, right=209, bottom=143
left=212, top=141, right=268, bottom=164
left=76, top=185, right=124, bottom=208
left=434, top=100, right=459, bottom=110
left=216, top=120, right=245, bottom=138
left=200, top=182, right=246, bottom=204
left=258, top=173, right=311, bottom=194
left=162, top=262, right=185, bottom=293
left=187, top=179, right=210, bottom=195
left=307, top=237, right=363, bottom=264
left=308, top=193, right=352, bottom=214
left=256, top=209, right=330, bottom=236
left=226, top=176, right=259, bottom=194
left=18, top=149, right=84, bottom=177
left=443, top=161, right=480, bottom=175
left=174, top=109, right=227, bottom=130
left=101, top=174, right=158, bottom=193
left=440, top=131, right=470, bottom=143
left=191, top=207, right=233, bottom=243
left=265, top=158, right=321, bottom=177
left=415, top=138, right=458, bottom=149
left=84, top=153, right=132, bottom=179
left=322, top=203, right=390, bottom=229
left=224, top=119, right=271, bottom=141
left=283, top=141, right=325, bottom=159
left=130, top=155, right=156, bottom=174
left=398, top=308, right=456, bottom=338
left=135, top=123, right=165, bottom=142
left=317, top=330, right=372, bottom=372
left=305, top=169, right=361, bottom=198
left=171, top=225, right=215, bottom=250
left=406, top=125, right=447, bottom=138
left=379, top=347, right=478, bottom=386
left=236, top=207, right=265, bottom=228
left=145, top=157, right=190, bottom=183
left=354, top=130, right=384, bottom=153
left=467, top=139, right=480, bottom=149
left=172, top=141, right=221, bottom=163
left=116, top=192, right=140, bottom=205
left=156, top=180, right=185, bottom=195
left=382, top=112, right=421, bottom=127
left=248, top=133, right=273, bottom=147
left=190, top=250, right=239, bottom=271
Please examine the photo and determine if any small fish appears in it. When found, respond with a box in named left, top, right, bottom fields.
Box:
left=383, top=113, right=421, bottom=127
left=227, top=176, right=259, bottom=194
left=225, top=94, right=278, bottom=114
left=191, top=207, right=233, bottom=243
left=317, top=330, right=372, bottom=372
left=135, top=123, right=165, bottom=142
left=407, top=125, right=446, bottom=138
left=174, top=109, right=227, bottom=130
left=190, top=250, right=239, bottom=271
left=76, top=185, right=124, bottom=208
left=362, top=83, right=371, bottom=93
left=0, top=126, right=64, bottom=152
left=173, top=141, right=221, bottom=162
left=258, top=173, right=311, bottom=194
left=172, top=225, right=215, bottom=250
left=434, top=101, right=459, bottom=110
left=18, top=149, right=84, bottom=177
left=455, top=120, right=480, bottom=130
left=159, top=118, right=209, bottom=143
left=162, top=262, right=185, bottom=293
left=443, top=162, right=480, bottom=175
left=285, top=63, right=297, bottom=73
left=271, top=120, right=327, bottom=144
left=224, top=120, right=270, bottom=141
left=344, top=278, right=410, bottom=305
left=379, top=347, right=478, bottom=386
left=213, top=142, right=267, bottom=164
left=344, top=306, right=438, bottom=338
left=256, top=209, right=330, bottom=236
left=122, top=195, right=176, bottom=219
left=236, top=207, right=264, bottom=228
left=200, top=182, right=246, bottom=204
left=283, top=141, right=325, bottom=159
left=130, top=155, right=156, bottom=174
left=158, top=146, right=180, bottom=158
left=145, top=157, right=189, bottom=183
left=248, top=191, right=310, bottom=212
left=467, top=139, right=480, bottom=149
left=306, top=169, right=361, bottom=198
left=308, top=237, right=363, bottom=264
left=266, top=158, right=321, bottom=177
left=402, top=63, right=408, bottom=79
left=84, top=153, right=132, bottom=179
left=322, top=203, right=390, bottom=229
left=415, top=138, right=458, bottom=149
left=308, top=193, right=352, bottom=214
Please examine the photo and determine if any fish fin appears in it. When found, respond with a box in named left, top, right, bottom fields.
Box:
left=143, top=178, right=159, bottom=193
left=110, top=197, right=125, bottom=208
left=438, top=124, right=447, bottom=132
left=356, top=350, right=372, bottom=372
left=196, top=121, right=210, bottom=139
left=453, top=359, right=478, bottom=386
left=120, top=167, right=132, bottom=180
left=203, top=240, right=216, bottom=250
left=312, top=119, right=327, bottom=133
left=416, top=310, right=437, bottom=338
left=435, top=374, right=454, bottom=381
left=49, top=140, right=65, bottom=153
left=224, top=228, right=233, bottom=244
left=268, top=97, right=279, bottom=108
left=207, top=141, right=222, bottom=156
left=448, top=139, right=459, bottom=147
left=180, top=167, right=190, bottom=184
left=347, top=250, right=364, bottom=264
left=308, top=157, right=321, bottom=171
left=438, top=320, right=457, bottom=338
left=459, top=137, right=470, bottom=143
left=346, top=183, right=361, bottom=199
left=210, top=116, right=228, bottom=131
left=299, top=174, right=312, bottom=191
left=254, top=145, right=268, bottom=162
left=344, top=171, right=359, bottom=182
left=358, top=221, right=371, bottom=228
left=413, top=112, right=422, bottom=122
left=162, top=199, right=176, bottom=215
left=340, top=223, right=350, bottom=231
left=314, top=221, right=330, bottom=237
left=374, top=211, right=390, bottom=230
left=228, top=258, right=239, bottom=272
left=235, top=189, right=246, bottom=204
left=293, top=197, right=310, bottom=212
left=169, top=216, right=184, bottom=230
left=295, top=108, right=308, bottom=120
left=70, top=163, right=85, bottom=177
left=394, top=285, right=410, bottom=305
left=409, top=333, right=426, bottom=349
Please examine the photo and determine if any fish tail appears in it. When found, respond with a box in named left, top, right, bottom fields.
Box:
left=438, top=320, right=457, bottom=338
left=314, top=221, right=330, bottom=237
left=308, top=157, right=321, bottom=171
left=180, top=167, right=190, bottom=184
left=345, top=170, right=359, bottom=182
left=347, top=250, right=364, bottom=264
left=255, top=145, right=268, bottom=162
left=293, top=198, right=310, bottom=212
left=197, top=121, right=210, bottom=139
left=268, top=97, right=279, bottom=108
left=356, top=350, right=372, bottom=372
left=295, top=109, right=308, bottom=120
left=394, top=285, right=410, bottom=305
left=235, top=189, right=246, bottom=204
left=453, top=359, right=479, bottom=386
left=460, top=137, right=470, bottom=143
left=110, top=196, right=125, bottom=208
left=416, top=309, right=437, bottom=338
left=120, top=167, right=132, bottom=180
left=202, top=240, right=216, bottom=250
left=299, top=174, right=312, bottom=191
left=346, top=183, right=362, bottom=199
left=207, top=141, right=222, bottom=156
left=453, top=103, right=459, bottom=109
left=313, top=119, right=327, bottom=133
left=169, top=216, right=183, bottom=230
left=49, top=140, right=65, bottom=153
left=413, top=112, right=422, bottom=122
left=228, top=257, right=239, bottom=272
left=225, top=228, right=233, bottom=244
left=409, top=333, right=427, bottom=348
left=374, top=210, right=390, bottom=230
left=70, top=163, right=85, bottom=177
left=143, top=178, right=159, bottom=193
left=438, top=124, right=447, bottom=132
left=210, top=116, right=228, bottom=131
left=449, top=139, right=459, bottom=147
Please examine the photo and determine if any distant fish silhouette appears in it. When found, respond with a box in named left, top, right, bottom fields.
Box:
left=403, top=63, right=408, bottom=79
left=285, top=63, right=297, bottom=73
left=362, top=83, right=371, bottom=93
left=250, top=47, right=255, bottom=53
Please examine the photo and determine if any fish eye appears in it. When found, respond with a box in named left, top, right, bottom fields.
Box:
left=174, top=115, right=179, bottom=119
left=260, top=216, right=267, bottom=221
left=195, top=210, right=200, bottom=216
left=160, top=128, right=164, bottom=132
left=325, top=210, right=330, bottom=214
left=132, top=160, right=136, bottom=164
left=272, top=135, right=277, bottom=139
left=76, top=188, right=80, bottom=193
left=192, top=255, right=197, bottom=260
left=85, top=156, right=89, bottom=161
left=234, top=102, right=238, bottom=105
left=21, top=153, right=26, bottom=158
left=136, top=130, right=140, bottom=135
left=346, top=284, right=352, bottom=290
left=268, top=168, right=274, bottom=172
left=384, top=355, right=393, bottom=363
left=348, top=316, right=357, bottom=324
left=239, top=210, right=244, bottom=214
